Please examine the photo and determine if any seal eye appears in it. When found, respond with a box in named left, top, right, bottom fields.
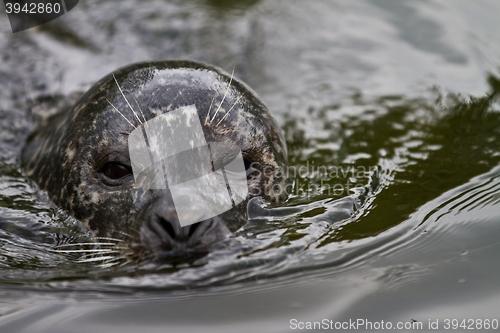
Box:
left=101, top=162, right=132, bottom=180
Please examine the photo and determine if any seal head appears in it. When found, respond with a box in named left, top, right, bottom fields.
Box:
left=21, top=60, right=288, bottom=260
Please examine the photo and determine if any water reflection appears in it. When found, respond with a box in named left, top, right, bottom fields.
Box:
left=203, top=0, right=260, bottom=11
left=369, top=0, right=468, bottom=64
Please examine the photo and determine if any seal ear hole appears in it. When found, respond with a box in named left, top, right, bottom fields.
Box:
left=101, top=162, right=132, bottom=181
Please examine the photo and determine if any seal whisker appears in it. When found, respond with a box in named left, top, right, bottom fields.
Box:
left=117, top=260, right=133, bottom=267
left=98, top=254, right=135, bottom=268
left=98, top=260, right=126, bottom=268
left=55, top=242, right=117, bottom=248
left=112, top=73, right=143, bottom=125
left=205, top=91, right=218, bottom=125
left=77, top=250, right=123, bottom=259
left=106, top=98, right=137, bottom=129
left=216, top=92, right=245, bottom=127
left=177, top=91, right=189, bottom=105
left=210, top=67, right=235, bottom=124
left=54, top=249, right=122, bottom=253
left=108, top=229, right=138, bottom=240
left=100, top=255, right=129, bottom=263
left=77, top=256, right=117, bottom=263
left=133, top=95, right=148, bottom=127
left=94, top=237, right=125, bottom=242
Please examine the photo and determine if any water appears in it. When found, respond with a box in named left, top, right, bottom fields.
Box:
left=1, top=0, right=500, bottom=331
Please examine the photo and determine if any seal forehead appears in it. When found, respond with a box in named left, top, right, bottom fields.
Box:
left=88, top=66, right=267, bottom=142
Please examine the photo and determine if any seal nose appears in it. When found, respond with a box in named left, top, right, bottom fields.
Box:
left=140, top=211, right=231, bottom=257
left=139, top=193, right=232, bottom=257
left=141, top=213, right=184, bottom=253
left=156, top=215, right=201, bottom=242
left=148, top=212, right=192, bottom=244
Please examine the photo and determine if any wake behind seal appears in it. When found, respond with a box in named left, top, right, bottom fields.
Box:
left=21, top=60, right=288, bottom=261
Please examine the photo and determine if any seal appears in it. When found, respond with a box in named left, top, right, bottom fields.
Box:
left=21, top=60, right=288, bottom=262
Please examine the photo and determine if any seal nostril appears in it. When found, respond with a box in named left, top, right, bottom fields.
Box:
left=188, top=222, right=200, bottom=238
left=158, top=217, right=176, bottom=240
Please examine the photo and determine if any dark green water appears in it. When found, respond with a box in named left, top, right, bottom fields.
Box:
left=1, top=0, right=500, bottom=332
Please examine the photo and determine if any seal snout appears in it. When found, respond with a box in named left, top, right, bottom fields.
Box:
left=151, top=213, right=201, bottom=244
left=139, top=201, right=231, bottom=259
